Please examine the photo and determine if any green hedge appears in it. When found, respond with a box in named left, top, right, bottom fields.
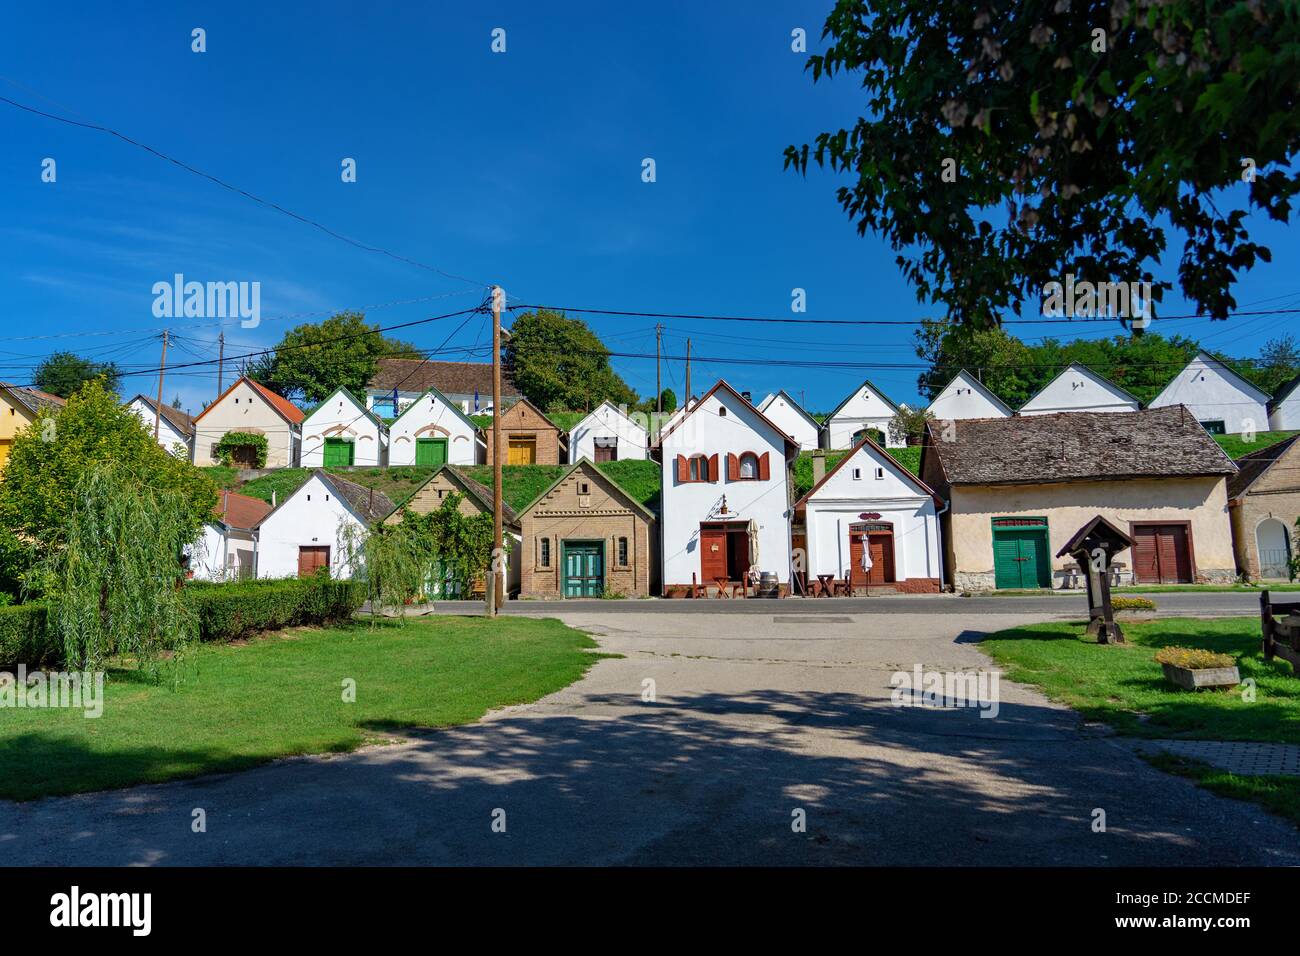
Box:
left=0, top=577, right=364, bottom=666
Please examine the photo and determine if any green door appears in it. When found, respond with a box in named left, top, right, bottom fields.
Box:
left=994, top=529, right=1050, bottom=589
left=562, top=541, right=604, bottom=597
left=322, top=438, right=354, bottom=467
left=415, top=437, right=448, bottom=467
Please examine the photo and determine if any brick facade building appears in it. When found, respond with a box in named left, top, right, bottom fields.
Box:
left=483, top=398, right=565, bottom=466
left=1228, top=435, right=1300, bottom=581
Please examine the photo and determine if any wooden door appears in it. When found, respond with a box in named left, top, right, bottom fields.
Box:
left=323, top=438, right=354, bottom=467
left=231, top=444, right=258, bottom=468
left=0, top=438, right=11, bottom=470
left=297, top=545, right=330, bottom=577
left=994, top=530, right=1049, bottom=589
left=700, top=526, right=728, bottom=583
left=594, top=441, right=616, bottom=463
left=508, top=437, right=536, bottom=465
left=1132, top=524, right=1192, bottom=583
left=562, top=542, right=604, bottom=596
left=416, top=437, right=447, bottom=467
left=849, top=531, right=896, bottom=586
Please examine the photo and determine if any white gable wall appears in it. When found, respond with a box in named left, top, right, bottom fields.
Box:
left=569, top=402, right=648, bottom=462
left=127, top=398, right=191, bottom=456
left=1020, top=365, right=1139, bottom=415
left=1147, top=355, right=1269, bottom=435
left=803, top=443, right=941, bottom=584
left=926, top=372, right=1011, bottom=420
left=300, top=390, right=385, bottom=467
left=659, top=388, right=793, bottom=587
left=388, top=391, right=480, bottom=466
left=186, top=524, right=258, bottom=581
left=1271, top=391, right=1300, bottom=431
left=256, top=474, right=368, bottom=579
left=760, top=393, right=820, bottom=451
left=825, top=383, right=904, bottom=448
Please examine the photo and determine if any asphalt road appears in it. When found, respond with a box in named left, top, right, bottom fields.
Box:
left=431, top=590, right=1263, bottom=618
left=6, top=599, right=1296, bottom=866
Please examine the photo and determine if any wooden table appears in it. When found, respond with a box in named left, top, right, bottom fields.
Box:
left=816, top=574, right=835, bottom=598
left=714, top=577, right=735, bottom=599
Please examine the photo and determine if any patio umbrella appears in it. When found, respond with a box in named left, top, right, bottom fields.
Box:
left=860, top=532, right=873, bottom=597
left=747, top=519, right=760, bottom=588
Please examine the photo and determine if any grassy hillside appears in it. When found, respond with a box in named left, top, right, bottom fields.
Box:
left=461, top=459, right=661, bottom=512
left=206, top=466, right=436, bottom=510
left=791, top=446, right=922, bottom=497
left=1214, top=430, right=1298, bottom=459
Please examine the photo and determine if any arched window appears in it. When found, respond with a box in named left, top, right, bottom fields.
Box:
left=738, top=452, right=759, bottom=479
left=689, top=455, right=709, bottom=481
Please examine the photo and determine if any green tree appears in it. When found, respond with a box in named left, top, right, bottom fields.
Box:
left=1240, top=335, right=1300, bottom=395
left=657, top=388, right=678, bottom=413
left=33, top=351, right=121, bottom=398
left=505, top=309, right=639, bottom=412
left=787, top=1, right=1300, bottom=324
left=914, top=321, right=1040, bottom=407
left=0, top=380, right=216, bottom=596
left=251, top=312, right=422, bottom=404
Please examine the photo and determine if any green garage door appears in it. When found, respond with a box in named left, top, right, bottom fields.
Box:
left=415, top=437, right=448, bottom=467
left=322, top=437, right=354, bottom=467
left=993, top=522, right=1051, bottom=589
left=562, top=541, right=604, bottom=597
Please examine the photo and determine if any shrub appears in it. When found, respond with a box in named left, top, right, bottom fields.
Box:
left=187, top=576, right=364, bottom=643
left=1112, top=597, right=1156, bottom=611
left=213, top=432, right=269, bottom=468
left=0, top=603, right=55, bottom=666
left=1154, top=646, right=1235, bottom=670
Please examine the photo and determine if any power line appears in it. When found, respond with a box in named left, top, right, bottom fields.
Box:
left=0, top=90, right=490, bottom=291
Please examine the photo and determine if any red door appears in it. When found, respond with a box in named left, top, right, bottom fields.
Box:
left=700, top=527, right=728, bottom=583
left=849, top=530, right=896, bottom=586
left=1131, top=525, right=1192, bottom=584
left=298, top=545, right=330, bottom=578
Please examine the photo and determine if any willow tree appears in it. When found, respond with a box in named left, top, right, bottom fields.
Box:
left=37, top=464, right=199, bottom=673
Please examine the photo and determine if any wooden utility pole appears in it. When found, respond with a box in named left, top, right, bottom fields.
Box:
left=487, top=286, right=504, bottom=617
left=154, top=329, right=169, bottom=441
left=685, top=337, right=691, bottom=403
left=655, top=323, right=664, bottom=413
left=216, top=330, right=225, bottom=396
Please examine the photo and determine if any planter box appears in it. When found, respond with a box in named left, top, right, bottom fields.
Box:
left=1115, top=609, right=1156, bottom=622
left=1161, top=662, right=1240, bottom=691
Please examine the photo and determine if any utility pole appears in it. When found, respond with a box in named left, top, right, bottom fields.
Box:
left=685, top=337, right=691, bottom=404
left=216, top=330, right=225, bottom=396
left=154, top=329, right=169, bottom=441
left=655, top=323, right=664, bottom=413
left=487, top=286, right=504, bottom=617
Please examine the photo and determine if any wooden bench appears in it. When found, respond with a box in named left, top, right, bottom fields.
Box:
left=1261, top=589, right=1300, bottom=672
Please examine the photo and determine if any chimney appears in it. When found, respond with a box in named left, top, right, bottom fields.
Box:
left=272, top=490, right=277, bottom=508
left=812, top=451, right=826, bottom=485
left=741, top=390, right=752, bottom=404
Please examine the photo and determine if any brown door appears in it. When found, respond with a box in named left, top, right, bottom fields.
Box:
left=594, top=442, right=616, bottom=463
left=298, top=545, right=330, bottom=577
left=849, top=530, right=896, bottom=586
left=231, top=444, right=258, bottom=468
left=700, top=526, right=728, bottom=582
left=1131, top=524, right=1192, bottom=584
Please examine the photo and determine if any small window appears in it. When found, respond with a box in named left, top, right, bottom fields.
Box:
left=874, top=467, right=884, bottom=480
left=539, top=538, right=551, bottom=568
left=719, top=406, right=727, bottom=417
left=618, top=537, right=629, bottom=566
left=1200, top=420, right=1227, bottom=435
left=578, top=481, right=590, bottom=495
left=738, top=453, right=759, bottom=479
left=325, top=494, right=331, bottom=501
left=306, top=494, right=311, bottom=501
left=688, top=455, right=709, bottom=481
left=852, top=467, right=862, bottom=480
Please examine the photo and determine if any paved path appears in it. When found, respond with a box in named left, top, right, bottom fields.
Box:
left=1133, top=740, right=1300, bottom=777
left=4, top=606, right=1298, bottom=866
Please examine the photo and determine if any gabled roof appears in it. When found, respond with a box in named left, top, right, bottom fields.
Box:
left=923, top=407, right=1237, bottom=486
left=257, top=470, right=395, bottom=528
left=795, top=433, right=939, bottom=509
left=652, top=379, right=800, bottom=457
left=368, top=357, right=520, bottom=399
left=1056, top=515, right=1133, bottom=558
left=390, top=383, right=479, bottom=433
left=926, top=369, right=1014, bottom=417
left=0, top=382, right=66, bottom=416
left=758, top=389, right=821, bottom=432
left=569, top=400, right=649, bottom=438
left=502, top=396, right=563, bottom=433
left=302, top=385, right=385, bottom=429
left=194, top=376, right=305, bottom=426
left=1270, top=370, right=1300, bottom=412
left=517, top=458, right=657, bottom=522
left=212, top=490, right=273, bottom=531
left=1227, top=434, right=1300, bottom=499
left=382, top=464, right=520, bottom=526
left=1018, top=362, right=1141, bottom=412
left=1149, top=351, right=1272, bottom=407
left=824, top=378, right=901, bottom=421
left=128, top=393, right=196, bottom=437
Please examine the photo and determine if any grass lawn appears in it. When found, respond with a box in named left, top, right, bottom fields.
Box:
left=0, top=616, right=603, bottom=801
left=1215, top=430, right=1299, bottom=459
left=236, top=466, right=436, bottom=509
left=792, top=446, right=922, bottom=497
left=980, top=617, right=1300, bottom=743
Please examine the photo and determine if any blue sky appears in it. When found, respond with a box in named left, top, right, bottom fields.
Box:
left=2, top=1, right=1298, bottom=417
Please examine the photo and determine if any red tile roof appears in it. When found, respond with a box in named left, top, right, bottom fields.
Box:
left=193, top=376, right=304, bottom=425
left=214, top=490, right=273, bottom=530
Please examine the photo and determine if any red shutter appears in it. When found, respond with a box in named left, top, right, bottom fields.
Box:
left=676, top=455, right=688, bottom=482
left=758, top=451, right=770, bottom=480
left=707, top=453, right=719, bottom=482
left=727, top=453, right=738, bottom=480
